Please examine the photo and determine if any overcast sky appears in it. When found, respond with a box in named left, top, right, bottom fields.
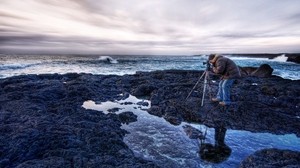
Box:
left=1, top=0, right=300, bottom=55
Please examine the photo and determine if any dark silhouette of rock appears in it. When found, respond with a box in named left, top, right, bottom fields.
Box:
left=239, top=64, right=273, bottom=77
left=251, top=64, right=274, bottom=77
left=287, top=55, right=300, bottom=64
left=240, top=148, right=300, bottom=168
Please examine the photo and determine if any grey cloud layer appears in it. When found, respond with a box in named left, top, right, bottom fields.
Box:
left=1, top=0, right=300, bottom=54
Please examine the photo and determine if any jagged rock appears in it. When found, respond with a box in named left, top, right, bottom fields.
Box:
left=0, top=66, right=299, bottom=167
left=147, top=106, right=163, bottom=117
left=118, top=112, right=138, bottom=124
left=240, top=148, right=300, bottom=168
left=108, top=107, right=122, bottom=113
left=286, top=54, right=300, bottom=64
left=0, top=74, right=158, bottom=168
left=136, top=101, right=149, bottom=106
left=132, top=84, right=156, bottom=97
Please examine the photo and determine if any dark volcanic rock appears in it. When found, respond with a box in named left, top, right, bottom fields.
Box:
left=118, top=112, right=138, bottom=124
left=0, top=67, right=299, bottom=167
left=239, top=64, right=273, bottom=77
left=133, top=84, right=156, bottom=97
left=250, top=64, right=273, bottom=77
left=0, top=74, right=158, bottom=168
left=286, top=54, right=300, bottom=64
left=142, top=70, right=300, bottom=137
left=240, top=148, right=300, bottom=168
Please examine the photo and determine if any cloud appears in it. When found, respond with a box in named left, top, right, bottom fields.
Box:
left=1, top=0, right=300, bottom=54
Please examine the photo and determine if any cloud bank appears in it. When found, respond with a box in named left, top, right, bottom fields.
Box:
left=1, top=0, right=300, bottom=54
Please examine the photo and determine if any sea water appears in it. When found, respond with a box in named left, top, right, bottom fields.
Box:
left=0, top=54, right=299, bottom=80
left=82, top=94, right=300, bottom=168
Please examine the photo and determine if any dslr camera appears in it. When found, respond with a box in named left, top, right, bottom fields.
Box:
left=203, top=60, right=212, bottom=71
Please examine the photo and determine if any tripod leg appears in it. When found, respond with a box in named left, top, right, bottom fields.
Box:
left=201, top=71, right=208, bottom=106
left=186, top=71, right=206, bottom=100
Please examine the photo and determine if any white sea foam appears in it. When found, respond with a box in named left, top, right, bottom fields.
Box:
left=270, top=54, right=288, bottom=62
left=229, top=56, right=269, bottom=61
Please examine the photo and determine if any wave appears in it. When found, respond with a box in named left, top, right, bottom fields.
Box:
left=201, top=54, right=270, bottom=61
left=98, top=56, right=118, bottom=64
left=270, top=54, right=288, bottom=62
left=228, top=56, right=269, bottom=61
left=0, top=63, right=37, bottom=71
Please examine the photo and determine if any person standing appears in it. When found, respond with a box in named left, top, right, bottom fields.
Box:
left=208, top=54, right=241, bottom=106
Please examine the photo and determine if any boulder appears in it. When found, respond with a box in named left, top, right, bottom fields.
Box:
left=251, top=64, right=274, bottom=77
left=239, top=64, right=273, bottom=77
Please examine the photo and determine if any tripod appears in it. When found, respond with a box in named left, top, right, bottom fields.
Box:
left=186, top=63, right=212, bottom=106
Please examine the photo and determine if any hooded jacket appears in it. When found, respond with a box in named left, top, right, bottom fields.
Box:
left=211, top=55, right=241, bottom=79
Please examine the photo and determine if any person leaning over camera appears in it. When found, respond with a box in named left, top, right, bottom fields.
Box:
left=208, top=54, right=241, bottom=106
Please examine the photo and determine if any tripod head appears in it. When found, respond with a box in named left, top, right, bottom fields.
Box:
left=203, top=60, right=212, bottom=71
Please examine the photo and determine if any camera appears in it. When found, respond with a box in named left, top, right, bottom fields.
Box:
left=203, top=60, right=212, bottom=71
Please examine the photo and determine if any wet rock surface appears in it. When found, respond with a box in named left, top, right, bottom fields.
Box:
left=0, top=73, right=158, bottom=168
left=240, top=148, right=300, bottom=168
left=0, top=69, right=299, bottom=167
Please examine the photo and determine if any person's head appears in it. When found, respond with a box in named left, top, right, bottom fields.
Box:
left=208, top=54, right=219, bottom=64
left=208, top=54, right=216, bottom=61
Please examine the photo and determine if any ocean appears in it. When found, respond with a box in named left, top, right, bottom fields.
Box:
left=0, top=54, right=299, bottom=80
left=1, top=54, right=300, bottom=167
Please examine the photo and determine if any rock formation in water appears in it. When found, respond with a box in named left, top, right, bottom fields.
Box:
left=0, top=65, right=299, bottom=167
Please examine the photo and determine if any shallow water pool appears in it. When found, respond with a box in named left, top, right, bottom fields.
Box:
left=82, top=94, right=300, bottom=168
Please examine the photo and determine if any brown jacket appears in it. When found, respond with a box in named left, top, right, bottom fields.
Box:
left=211, top=56, right=241, bottom=79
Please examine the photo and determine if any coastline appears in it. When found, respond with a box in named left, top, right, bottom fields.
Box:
left=0, top=70, right=299, bottom=167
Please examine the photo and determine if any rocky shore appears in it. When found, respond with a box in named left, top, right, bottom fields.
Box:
left=0, top=68, right=299, bottom=167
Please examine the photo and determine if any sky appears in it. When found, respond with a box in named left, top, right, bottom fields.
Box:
left=1, top=0, right=300, bottom=55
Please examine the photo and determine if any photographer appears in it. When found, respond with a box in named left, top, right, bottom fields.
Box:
left=208, top=54, right=241, bottom=106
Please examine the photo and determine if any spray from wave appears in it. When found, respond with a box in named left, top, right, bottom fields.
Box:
left=270, top=54, right=288, bottom=62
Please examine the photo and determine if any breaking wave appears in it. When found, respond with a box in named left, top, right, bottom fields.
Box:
left=98, top=56, right=118, bottom=64
left=270, top=54, right=288, bottom=62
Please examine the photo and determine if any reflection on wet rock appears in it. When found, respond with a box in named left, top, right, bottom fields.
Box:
left=200, top=143, right=231, bottom=164
left=183, top=124, right=205, bottom=140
